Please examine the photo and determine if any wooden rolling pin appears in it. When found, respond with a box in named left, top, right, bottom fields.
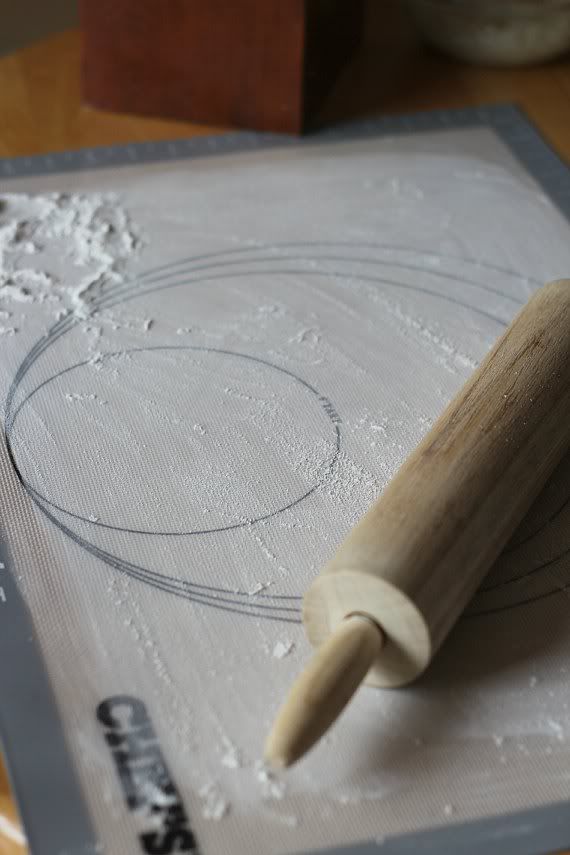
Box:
left=265, top=279, right=570, bottom=768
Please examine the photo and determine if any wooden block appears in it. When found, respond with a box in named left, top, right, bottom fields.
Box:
left=80, top=0, right=364, bottom=134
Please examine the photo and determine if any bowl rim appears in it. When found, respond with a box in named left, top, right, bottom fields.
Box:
left=409, top=0, right=570, bottom=13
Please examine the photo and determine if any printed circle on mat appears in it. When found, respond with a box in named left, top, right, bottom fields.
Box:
left=9, top=347, right=340, bottom=534
left=7, top=242, right=569, bottom=621
left=467, top=450, right=570, bottom=617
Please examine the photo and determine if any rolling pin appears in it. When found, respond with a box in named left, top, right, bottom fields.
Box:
left=265, top=279, right=570, bottom=768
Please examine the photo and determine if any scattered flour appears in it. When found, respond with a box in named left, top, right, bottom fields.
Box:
left=383, top=298, right=478, bottom=373
left=199, top=783, right=230, bottom=821
left=255, top=763, right=286, bottom=800
left=261, top=807, right=299, bottom=828
left=64, top=392, right=107, bottom=404
left=274, top=813, right=298, bottom=828
left=272, top=640, right=294, bottom=659
left=220, top=743, right=241, bottom=770
left=547, top=719, right=565, bottom=741
left=336, top=786, right=390, bottom=806
left=88, top=351, right=105, bottom=368
left=136, top=778, right=179, bottom=812
left=247, top=581, right=272, bottom=596
left=288, top=326, right=321, bottom=346
left=0, top=192, right=143, bottom=320
left=221, top=750, right=240, bottom=770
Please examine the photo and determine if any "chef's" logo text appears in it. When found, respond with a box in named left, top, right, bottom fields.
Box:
left=97, top=695, right=198, bottom=854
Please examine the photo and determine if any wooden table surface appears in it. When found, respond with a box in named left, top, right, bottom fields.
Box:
left=2, top=13, right=570, bottom=161
left=1, top=11, right=570, bottom=854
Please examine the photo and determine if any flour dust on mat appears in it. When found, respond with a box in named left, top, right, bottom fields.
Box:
left=1, top=124, right=570, bottom=855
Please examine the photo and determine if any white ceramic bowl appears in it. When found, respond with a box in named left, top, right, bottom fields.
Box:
left=408, top=0, right=570, bottom=66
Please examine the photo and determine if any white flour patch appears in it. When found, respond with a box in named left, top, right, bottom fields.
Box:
left=247, top=581, right=272, bottom=596
left=64, top=392, right=107, bottom=404
left=546, top=719, right=565, bottom=741
left=255, top=764, right=287, bottom=801
left=199, top=783, right=230, bottom=821
left=221, top=745, right=241, bottom=770
left=261, top=806, right=299, bottom=828
left=0, top=192, right=143, bottom=321
left=272, top=640, right=294, bottom=659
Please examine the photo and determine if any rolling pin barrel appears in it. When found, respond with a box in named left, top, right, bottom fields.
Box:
left=303, top=280, right=570, bottom=688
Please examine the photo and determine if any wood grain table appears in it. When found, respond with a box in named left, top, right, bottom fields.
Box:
left=1, top=10, right=570, bottom=853
left=1, top=12, right=570, bottom=160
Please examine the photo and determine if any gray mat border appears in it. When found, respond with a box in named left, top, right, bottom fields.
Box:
left=306, top=797, right=570, bottom=855
left=0, top=104, right=568, bottom=220
left=1, top=103, right=569, bottom=855
left=0, top=540, right=99, bottom=854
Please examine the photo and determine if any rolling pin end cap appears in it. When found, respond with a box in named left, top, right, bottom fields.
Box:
left=303, top=570, right=432, bottom=688
left=265, top=614, right=384, bottom=768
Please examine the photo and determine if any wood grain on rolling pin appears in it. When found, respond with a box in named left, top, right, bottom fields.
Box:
left=304, top=280, right=570, bottom=688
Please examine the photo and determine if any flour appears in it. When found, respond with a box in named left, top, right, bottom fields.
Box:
left=378, top=296, right=478, bottom=374
left=288, top=327, right=321, bottom=346
left=546, top=719, right=565, bottom=741
left=199, top=783, right=230, bottom=821
left=336, top=785, right=393, bottom=806
left=2, top=125, right=570, bottom=855
left=265, top=811, right=299, bottom=828
left=272, top=641, right=294, bottom=659
left=320, top=450, right=384, bottom=525
left=64, top=392, right=107, bottom=404
left=0, top=192, right=143, bottom=320
left=255, top=764, right=286, bottom=800
left=247, top=581, right=272, bottom=596
left=88, top=351, right=105, bottom=368
left=221, top=745, right=241, bottom=770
